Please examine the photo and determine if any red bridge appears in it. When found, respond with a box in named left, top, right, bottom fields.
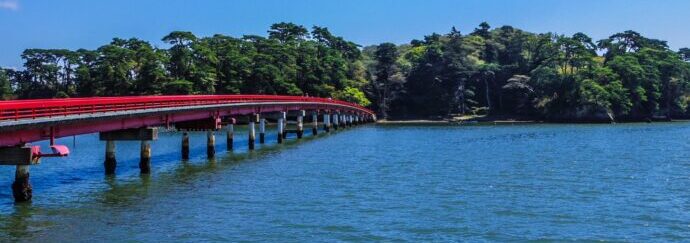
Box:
left=0, top=95, right=376, bottom=202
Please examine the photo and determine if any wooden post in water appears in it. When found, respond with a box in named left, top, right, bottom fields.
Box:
left=12, top=165, right=31, bottom=202
left=323, top=112, right=330, bottom=132
left=277, top=116, right=284, bottom=144
left=259, top=117, right=266, bottom=144
left=140, top=140, right=151, bottom=174
left=248, top=119, right=256, bottom=150
left=181, top=132, right=190, bottom=160
left=312, top=111, right=318, bottom=136
left=104, top=140, right=117, bottom=174
left=227, top=123, right=234, bottom=151
left=297, top=110, right=305, bottom=139
left=207, top=131, right=215, bottom=158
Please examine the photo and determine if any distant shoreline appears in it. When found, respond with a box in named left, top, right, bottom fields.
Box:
left=376, top=119, right=538, bottom=125
left=376, top=116, right=690, bottom=125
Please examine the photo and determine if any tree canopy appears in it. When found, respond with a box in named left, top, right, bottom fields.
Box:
left=3, top=22, right=690, bottom=122
left=1, top=24, right=370, bottom=107
left=364, top=24, right=690, bottom=122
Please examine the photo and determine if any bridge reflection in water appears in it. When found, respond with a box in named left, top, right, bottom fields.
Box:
left=0, top=95, right=376, bottom=202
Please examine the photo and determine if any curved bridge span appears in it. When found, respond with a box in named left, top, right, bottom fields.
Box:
left=0, top=95, right=376, bottom=202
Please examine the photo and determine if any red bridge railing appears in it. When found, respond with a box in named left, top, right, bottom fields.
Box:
left=0, top=95, right=374, bottom=121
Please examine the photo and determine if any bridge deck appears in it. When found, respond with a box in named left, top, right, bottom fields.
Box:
left=0, top=95, right=374, bottom=147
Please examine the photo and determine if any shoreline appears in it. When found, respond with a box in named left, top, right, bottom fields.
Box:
left=376, top=118, right=690, bottom=125
left=376, top=119, right=538, bottom=125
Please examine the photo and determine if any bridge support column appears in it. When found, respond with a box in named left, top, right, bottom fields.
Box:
left=100, top=128, right=157, bottom=173
left=182, top=132, right=190, bottom=160
left=277, top=117, right=284, bottom=144
left=297, top=110, right=305, bottom=139
left=207, top=131, right=215, bottom=158
left=337, top=114, right=342, bottom=129
left=12, top=165, right=32, bottom=202
left=339, top=114, right=344, bottom=129
left=140, top=141, right=151, bottom=174
left=227, top=123, right=234, bottom=151
left=281, top=112, right=288, bottom=139
left=104, top=140, right=117, bottom=175
left=259, top=117, right=266, bottom=144
left=312, top=111, right=318, bottom=136
left=0, top=146, right=37, bottom=202
left=249, top=119, right=256, bottom=150
left=333, top=113, right=339, bottom=130
left=323, top=113, right=330, bottom=132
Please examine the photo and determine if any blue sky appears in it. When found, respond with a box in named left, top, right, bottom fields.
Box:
left=2, top=0, right=690, bottom=68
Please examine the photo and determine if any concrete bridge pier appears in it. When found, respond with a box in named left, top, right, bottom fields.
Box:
left=140, top=140, right=152, bottom=174
left=182, top=132, right=190, bottom=160
left=227, top=122, right=234, bottom=151
left=248, top=117, right=256, bottom=150
left=333, top=113, right=340, bottom=131
left=339, top=114, right=345, bottom=129
left=297, top=110, right=305, bottom=139
left=100, top=128, right=157, bottom=174
left=277, top=116, right=284, bottom=144
left=323, top=112, right=330, bottom=132
left=13, top=165, right=31, bottom=202
left=281, top=112, right=288, bottom=139
left=105, top=140, right=117, bottom=174
left=259, top=116, right=266, bottom=144
left=207, top=131, right=216, bottom=159
left=312, top=111, right=318, bottom=136
left=0, top=146, right=38, bottom=202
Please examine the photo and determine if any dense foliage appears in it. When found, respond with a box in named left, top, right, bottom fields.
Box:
left=366, top=23, right=690, bottom=121
left=3, top=22, right=690, bottom=122
left=0, top=23, right=371, bottom=106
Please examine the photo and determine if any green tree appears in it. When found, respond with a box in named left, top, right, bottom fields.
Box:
left=371, top=43, right=400, bottom=119
left=0, top=69, right=12, bottom=100
left=679, top=48, right=690, bottom=62
left=162, top=31, right=197, bottom=81
left=268, top=22, right=309, bottom=44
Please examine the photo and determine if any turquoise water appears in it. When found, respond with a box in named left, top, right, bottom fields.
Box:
left=2, top=123, right=690, bottom=241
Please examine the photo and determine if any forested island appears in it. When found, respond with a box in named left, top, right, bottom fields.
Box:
left=1, top=22, right=690, bottom=122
